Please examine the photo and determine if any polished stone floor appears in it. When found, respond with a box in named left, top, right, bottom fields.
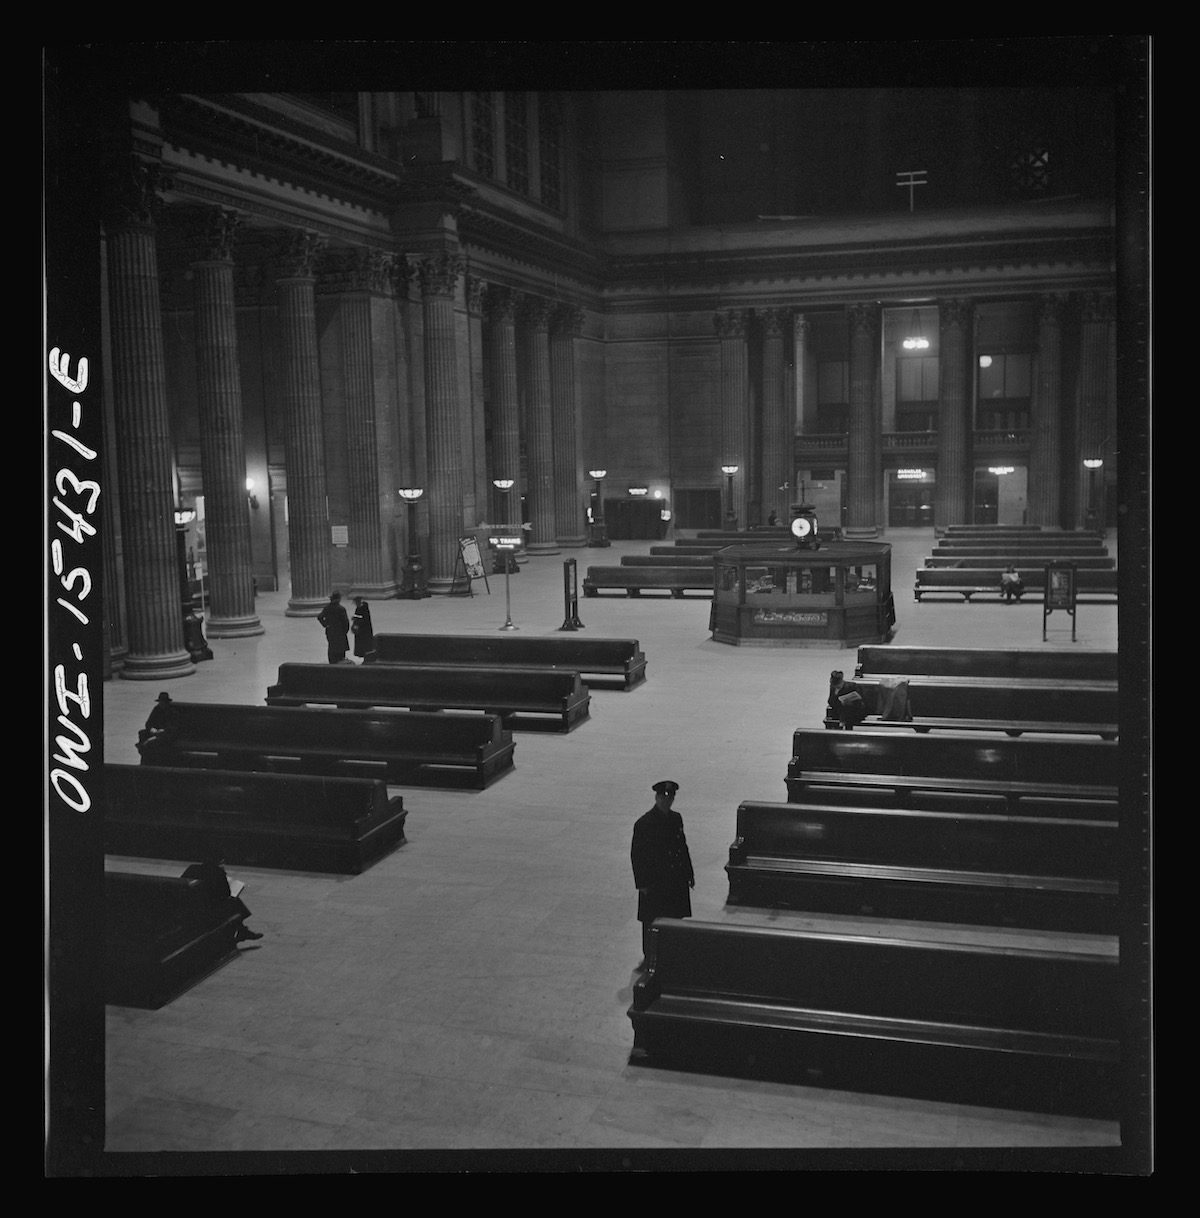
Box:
left=95, top=528, right=1137, bottom=1172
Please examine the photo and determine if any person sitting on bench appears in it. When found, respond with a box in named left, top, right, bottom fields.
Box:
left=1000, top=565, right=1025, bottom=603
left=828, top=670, right=868, bottom=729
left=181, top=856, right=263, bottom=942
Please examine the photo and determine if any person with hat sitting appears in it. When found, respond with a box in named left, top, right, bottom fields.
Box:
left=630, top=779, right=695, bottom=966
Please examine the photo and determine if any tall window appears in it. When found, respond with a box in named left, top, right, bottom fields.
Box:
left=817, top=360, right=849, bottom=433
left=977, top=352, right=1032, bottom=430
left=538, top=93, right=563, bottom=211
left=896, top=355, right=939, bottom=432
left=505, top=92, right=529, bottom=195
left=471, top=92, right=495, bottom=178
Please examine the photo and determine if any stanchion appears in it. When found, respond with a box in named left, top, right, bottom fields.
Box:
left=559, top=558, right=585, bottom=631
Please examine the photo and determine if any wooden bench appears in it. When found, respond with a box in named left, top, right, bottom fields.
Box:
left=629, top=920, right=1119, bottom=1117
left=105, top=870, right=249, bottom=1008
left=582, top=566, right=714, bottom=598
left=932, top=537, right=1110, bottom=551
left=725, top=800, right=1119, bottom=932
left=855, top=644, right=1119, bottom=683
left=924, top=554, right=1115, bottom=568
left=938, top=525, right=1103, bottom=538
left=266, top=662, right=590, bottom=732
left=786, top=728, right=1120, bottom=809
left=621, top=553, right=716, bottom=567
left=366, top=632, right=646, bottom=690
left=103, top=764, right=408, bottom=874
left=137, top=698, right=516, bottom=788
left=914, top=567, right=1119, bottom=602
left=824, top=674, right=1119, bottom=739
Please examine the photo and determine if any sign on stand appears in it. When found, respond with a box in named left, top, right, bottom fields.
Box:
left=454, top=535, right=489, bottom=596
left=1043, top=562, right=1077, bottom=641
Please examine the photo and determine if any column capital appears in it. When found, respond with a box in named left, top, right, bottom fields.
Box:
left=102, top=157, right=174, bottom=234
left=937, top=297, right=973, bottom=333
left=847, top=301, right=881, bottom=336
left=714, top=308, right=750, bottom=339
left=518, top=292, right=554, bottom=330
left=485, top=285, right=518, bottom=325
left=465, top=275, right=488, bottom=315
left=761, top=307, right=789, bottom=339
left=318, top=246, right=396, bottom=295
left=1078, top=290, right=1116, bottom=325
left=793, top=313, right=809, bottom=339
left=409, top=250, right=465, bottom=299
left=1038, top=292, right=1070, bottom=326
left=274, top=229, right=327, bottom=280
left=183, top=205, right=243, bottom=264
left=550, top=302, right=585, bottom=337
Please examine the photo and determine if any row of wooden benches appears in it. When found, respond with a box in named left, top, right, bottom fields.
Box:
left=629, top=714, right=1124, bottom=1117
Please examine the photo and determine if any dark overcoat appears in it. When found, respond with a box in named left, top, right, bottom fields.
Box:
left=631, top=805, right=694, bottom=924
left=318, top=601, right=350, bottom=661
left=352, top=603, right=375, bottom=658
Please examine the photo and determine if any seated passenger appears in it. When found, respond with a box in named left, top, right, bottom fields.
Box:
left=181, top=856, right=263, bottom=942
left=827, top=670, right=868, bottom=729
left=1000, top=565, right=1025, bottom=603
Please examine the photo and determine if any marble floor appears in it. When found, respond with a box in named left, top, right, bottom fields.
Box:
left=90, top=528, right=1142, bottom=1173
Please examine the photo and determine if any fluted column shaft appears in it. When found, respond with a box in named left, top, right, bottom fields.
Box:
left=106, top=165, right=195, bottom=680
left=716, top=309, right=750, bottom=526
left=761, top=308, right=790, bottom=521
left=416, top=252, right=468, bottom=591
left=551, top=303, right=585, bottom=547
left=1029, top=293, right=1066, bottom=526
left=466, top=276, right=490, bottom=529
left=191, top=210, right=262, bottom=636
left=520, top=294, right=559, bottom=555
left=935, top=298, right=973, bottom=527
left=331, top=249, right=399, bottom=597
left=487, top=288, right=523, bottom=523
left=793, top=314, right=809, bottom=442
left=1075, top=291, right=1115, bottom=528
left=276, top=232, right=331, bottom=616
left=845, top=303, right=881, bottom=536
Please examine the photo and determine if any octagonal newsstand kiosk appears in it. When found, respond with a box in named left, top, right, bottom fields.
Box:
left=708, top=539, right=897, bottom=647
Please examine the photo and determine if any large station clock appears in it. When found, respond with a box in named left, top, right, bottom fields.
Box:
left=789, top=509, right=820, bottom=548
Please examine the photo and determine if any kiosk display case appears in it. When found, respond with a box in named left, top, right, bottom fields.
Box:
left=709, top=540, right=896, bottom=647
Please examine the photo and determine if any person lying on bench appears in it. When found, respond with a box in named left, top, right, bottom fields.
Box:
left=181, top=857, right=264, bottom=942
left=1000, top=566, right=1025, bottom=603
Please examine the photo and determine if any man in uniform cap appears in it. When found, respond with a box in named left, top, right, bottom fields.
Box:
left=630, top=779, right=695, bottom=965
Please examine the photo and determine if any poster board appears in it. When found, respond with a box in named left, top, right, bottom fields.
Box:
left=1045, top=562, right=1077, bottom=610
left=458, top=535, right=486, bottom=579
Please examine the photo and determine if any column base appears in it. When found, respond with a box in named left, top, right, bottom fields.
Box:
left=206, top=615, right=265, bottom=638
left=117, top=652, right=197, bottom=681
left=349, top=581, right=401, bottom=601
left=286, top=597, right=328, bottom=618
left=526, top=543, right=561, bottom=556
left=426, top=576, right=471, bottom=596
left=555, top=535, right=587, bottom=548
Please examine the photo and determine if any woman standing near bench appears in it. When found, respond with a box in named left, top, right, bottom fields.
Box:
left=351, top=596, right=376, bottom=663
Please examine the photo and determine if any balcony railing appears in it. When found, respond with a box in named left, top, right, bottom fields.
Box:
left=795, top=428, right=1031, bottom=457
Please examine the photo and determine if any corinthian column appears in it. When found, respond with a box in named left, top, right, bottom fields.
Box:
left=845, top=303, right=881, bottom=538
left=104, top=159, right=195, bottom=680
left=1029, top=293, right=1067, bottom=526
left=520, top=293, right=559, bottom=555
left=761, top=307, right=790, bottom=522
left=414, top=251, right=468, bottom=591
left=188, top=206, right=263, bottom=637
left=715, top=309, right=750, bottom=527
left=551, top=302, right=586, bottom=547
left=275, top=230, right=331, bottom=616
left=935, top=298, right=973, bottom=528
left=1074, top=291, right=1115, bottom=528
left=486, top=287, right=522, bottom=519
left=327, top=247, right=400, bottom=597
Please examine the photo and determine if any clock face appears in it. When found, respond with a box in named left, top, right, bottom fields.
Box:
left=790, top=515, right=814, bottom=539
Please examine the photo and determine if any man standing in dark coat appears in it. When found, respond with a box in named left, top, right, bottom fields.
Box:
left=631, top=779, right=694, bottom=963
left=317, top=590, right=351, bottom=664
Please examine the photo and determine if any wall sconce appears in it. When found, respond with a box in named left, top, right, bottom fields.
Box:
left=245, top=477, right=259, bottom=510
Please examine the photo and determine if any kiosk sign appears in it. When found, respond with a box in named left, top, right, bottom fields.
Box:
left=1043, top=561, right=1078, bottom=641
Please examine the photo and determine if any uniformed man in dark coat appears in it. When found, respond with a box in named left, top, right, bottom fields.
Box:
left=631, top=779, right=695, bottom=962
